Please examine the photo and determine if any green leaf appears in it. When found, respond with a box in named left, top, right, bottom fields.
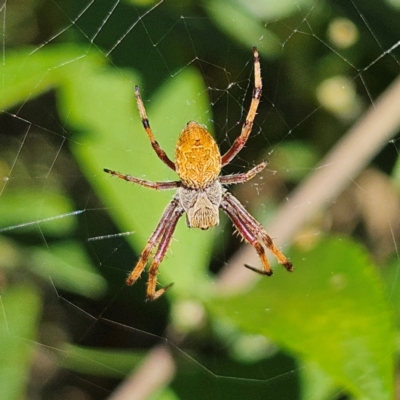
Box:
left=0, top=237, right=106, bottom=298
left=390, top=152, right=400, bottom=191
left=270, top=140, right=319, bottom=182
left=148, top=388, right=180, bottom=400
left=61, top=62, right=217, bottom=299
left=381, top=256, right=400, bottom=328
left=0, top=190, right=78, bottom=236
left=208, top=236, right=394, bottom=400
left=235, top=0, right=316, bottom=20
left=0, top=285, right=41, bottom=400
left=0, top=45, right=105, bottom=109
left=30, top=241, right=107, bottom=298
left=205, top=0, right=280, bottom=55
left=299, top=361, right=337, bottom=400
left=60, top=344, right=144, bottom=378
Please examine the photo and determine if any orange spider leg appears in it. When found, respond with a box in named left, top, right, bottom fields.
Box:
left=221, top=192, right=293, bottom=274
left=135, top=85, right=176, bottom=171
left=146, top=204, right=183, bottom=301
left=126, top=198, right=177, bottom=285
left=221, top=47, right=262, bottom=167
left=220, top=194, right=272, bottom=275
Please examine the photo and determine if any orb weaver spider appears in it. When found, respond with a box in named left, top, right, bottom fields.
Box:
left=104, top=47, right=293, bottom=301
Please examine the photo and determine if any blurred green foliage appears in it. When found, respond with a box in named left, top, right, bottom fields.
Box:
left=210, top=237, right=394, bottom=400
left=0, top=1, right=400, bottom=399
left=0, top=285, right=41, bottom=400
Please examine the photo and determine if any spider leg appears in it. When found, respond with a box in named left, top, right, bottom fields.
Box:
left=221, top=47, right=262, bottom=167
left=146, top=205, right=183, bottom=301
left=126, top=196, right=182, bottom=287
left=220, top=194, right=273, bottom=275
left=104, top=169, right=180, bottom=190
left=220, top=192, right=293, bottom=273
left=219, top=161, right=267, bottom=185
left=135, top=85, right=176, bottom=171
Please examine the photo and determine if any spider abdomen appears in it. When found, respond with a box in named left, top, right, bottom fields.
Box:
left=175, top=121, right=222, bottom=189
left=178, top=181, right=222, bottom=230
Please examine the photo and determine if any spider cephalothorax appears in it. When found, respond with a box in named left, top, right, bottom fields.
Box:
left=104, top=48, right=292, bottom=301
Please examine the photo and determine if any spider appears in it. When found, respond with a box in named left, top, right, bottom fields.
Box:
left=104, top=47, right=293, bottom=301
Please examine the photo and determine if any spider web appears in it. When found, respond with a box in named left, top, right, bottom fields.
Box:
left=1, top=0, right=400, bottom=399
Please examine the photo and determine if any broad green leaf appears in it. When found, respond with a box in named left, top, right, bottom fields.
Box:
left=30, top=241, right=107, bottom=298
left=124, top=0, right=159, bottom=6
left=0, top=46, right=104, bottom=240
left=0, top=237, right=105, bottom=298
left=390, top=153, right=400, bottom=191
left=60, top=344, right=144, bottom=377
left=235, top=0, right=316, bottom=20
left=205, top=0, right=280, bottom=54
left=0, top=45, right=105, bottom=109
left=0, top=285, right=41, bottom=400
left=208, top=236, right=394, bottom=400
left=381, top=257, right=400, bottom=328
left=148, top=388, right=180, bottom=400
left=270, top=140, right=319, bottom=182
left=61, top=63, right=216, bottom=299
left=0, top=190, right=78, bottom=236
left=299, top=361, right=337, bottom=400
left=0, top=237, right=20, bottom=270
left=171, top=349, right=298, bottom=399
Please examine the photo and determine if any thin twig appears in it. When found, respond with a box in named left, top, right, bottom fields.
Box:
left=107, top=344, right=175, bottom=400
left=107, top=75, right=400, bottom=400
